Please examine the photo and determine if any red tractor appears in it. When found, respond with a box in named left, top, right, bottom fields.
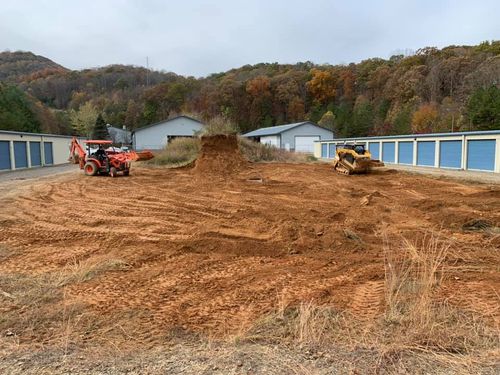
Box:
left=69, top=138, right=152, bottom=177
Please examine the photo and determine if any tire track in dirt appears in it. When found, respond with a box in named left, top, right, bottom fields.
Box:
left=444, top=281, right=500, bottom=323
left=0, top=162, right=499, bottom=346
left=349, top=281, right=385, bottom=320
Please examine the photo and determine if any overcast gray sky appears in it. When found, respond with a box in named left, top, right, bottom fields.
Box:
left=0, top=0, right=499, bottom=77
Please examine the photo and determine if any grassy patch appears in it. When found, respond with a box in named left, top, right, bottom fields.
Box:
left=145, top=137, right=201, bottom=167
left=238, top=137, right=312, bottom=163
left=202, top=115, right=240, bottom=135
left=145, top=135, right=313, bottom=167
left=239, top=232, right=499, bottom=373
left=0, top=257, right=127, bottom=350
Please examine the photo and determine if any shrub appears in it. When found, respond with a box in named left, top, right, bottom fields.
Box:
left=202, top=115, right=240, bottom=135
left=145, top=137, right=200, bottom=167
left=238, top=137, right=310, bottom=163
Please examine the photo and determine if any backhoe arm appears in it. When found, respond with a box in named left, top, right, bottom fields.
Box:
left=69, top=137, right=87, bottom=166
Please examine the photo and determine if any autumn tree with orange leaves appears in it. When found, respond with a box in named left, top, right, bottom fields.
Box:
left=306, top=68, right=336, bottom=105
left=411, top=103, right=439, bottom=133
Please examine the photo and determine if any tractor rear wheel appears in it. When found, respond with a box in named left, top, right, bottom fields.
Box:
left=84, top=162, right=98, bottom=176
left=109, top=167, right=118, bottom=178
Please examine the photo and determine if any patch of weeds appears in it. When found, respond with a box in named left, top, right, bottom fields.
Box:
left=55, top=258, right=130, bottom=286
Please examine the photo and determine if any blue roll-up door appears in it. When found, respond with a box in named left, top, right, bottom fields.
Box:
left=30, top=142, right=42, bottom=167
left=398, top=141, right=413, bottom=164
left=417, top=141, right=436, bottom=166
left=44, top=142, right=54, bottom=165
left=328, top=144, right=335, bottom=158
left=440, top=140, right=462, bottom=169
left=14, top=141, right=28, bottom=169
left=368, top=142, right=380, bottom=160
left=0, top=141, right=11, bottom=170
left=382, top=142, right=395, bottom=163
left=321, top=143, right=327, bottom=158
left=467, top=140, right=496, bottom=171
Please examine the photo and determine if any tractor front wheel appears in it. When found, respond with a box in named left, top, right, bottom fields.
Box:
left=123, top=169, right=130, bottom=176
left=109, top=167, right=118, bottom=178
left=84, top=162, right=98, bottom=176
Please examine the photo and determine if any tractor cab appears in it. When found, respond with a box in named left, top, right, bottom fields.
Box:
left=84, top=140, right=112, bottom=158
left=69, top=137, right=153, bottom=178
left=81, top=140, right=131, bottom=177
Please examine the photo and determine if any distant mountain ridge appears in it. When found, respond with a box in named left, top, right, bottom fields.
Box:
left=0, top=51, right=68, bottom=82
left=0, top=42, right=499, bottom=137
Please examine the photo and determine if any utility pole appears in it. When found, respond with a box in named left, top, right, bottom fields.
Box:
left=146, top=56, right=150, bottom=87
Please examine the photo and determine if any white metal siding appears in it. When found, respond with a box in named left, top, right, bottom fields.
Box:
left=295, top=136, right=320, bottom=153
left=280, top=123, right=332, bottom=151
left=134, top=117, right=204, bottom=150
left=260, top=135, right=280, bottom=148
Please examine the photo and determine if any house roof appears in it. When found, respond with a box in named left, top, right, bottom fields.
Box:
left=133, top=115, right=204, bottom=133
left=243, top=121, right=330, bottom=137
left=0, top=129, right=82, bottom=139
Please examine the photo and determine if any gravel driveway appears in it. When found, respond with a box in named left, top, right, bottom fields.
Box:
left=0, top=164, right=78, bottom=184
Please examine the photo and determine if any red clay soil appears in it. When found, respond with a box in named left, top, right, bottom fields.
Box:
left=0, top=162, right=499, bottom=348
left=194, top=134, right=249, bottom=176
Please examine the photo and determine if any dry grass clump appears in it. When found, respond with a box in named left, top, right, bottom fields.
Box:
left=238, top=137, right=315, bottom=163
left=202, top=115, right=240, bottom=135
left=241, top=232, right=499, bottom=373
left=378, top=233, right=499, bottom=371
left=384, top=233, right=448, bottom=330
left=146, top=137, right=201, bottom=167
left=145, top=134, right=315, bottom=168
left=243, top=301, right=358, bottom=347
left=0, top=257, right=127, bottom=351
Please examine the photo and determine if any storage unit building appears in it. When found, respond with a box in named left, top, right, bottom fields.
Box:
left=0, top=130, right=86, bottom=172
left=243, top=122, right=333, bottom=153
left=132, top=116, right=204, bottom=150
left=314, top=130, right=500, bottom=173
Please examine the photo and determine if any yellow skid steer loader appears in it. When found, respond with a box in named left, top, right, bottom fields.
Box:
left=332, top=144, right=384, bottom=175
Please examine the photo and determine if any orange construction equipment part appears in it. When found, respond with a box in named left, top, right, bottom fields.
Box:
left=68, top=137, right=153, bottom=177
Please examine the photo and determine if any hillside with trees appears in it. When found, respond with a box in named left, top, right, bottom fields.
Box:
left=0, top=41, right=499, bottom=137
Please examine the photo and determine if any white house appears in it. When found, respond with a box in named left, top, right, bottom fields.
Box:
left=132, top=116, right=204, bottom=150
left=243, top=121, right=333, bottom=153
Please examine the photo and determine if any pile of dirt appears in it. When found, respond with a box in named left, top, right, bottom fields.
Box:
left=193, top=134, right=248, bottom=175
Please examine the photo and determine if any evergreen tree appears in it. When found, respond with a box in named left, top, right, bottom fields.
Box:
left=333, top=102, right=353, bottom=137
left=467, top=86, right=500, bottom=130
left=0, top=83, right=41, bottom=132
left=348, top=97, right=373, bottom=137
left=92, top=114, right=109, bottom=139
